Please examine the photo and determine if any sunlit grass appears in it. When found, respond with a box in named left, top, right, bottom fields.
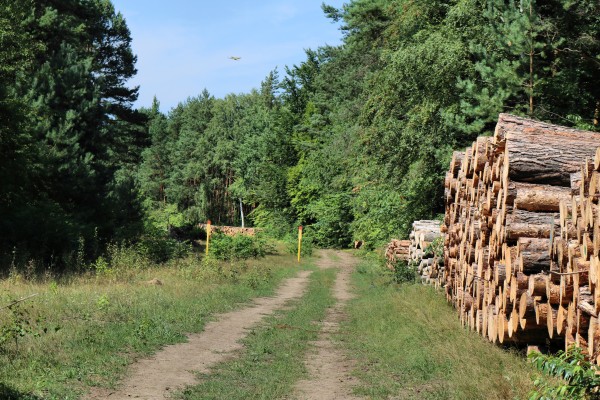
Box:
left=177, top=267, right=336, bottom=399
left=343, top=259, right=538, bottom=400
left=0, top=248, right=310, bottom=399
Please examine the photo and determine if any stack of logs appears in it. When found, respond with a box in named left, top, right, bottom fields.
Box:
left=409, top=220, right=443, bottom=284
left=198, top=223, right=258, bottom=236
left=384, top=220, right=443, bottom=284
left=443, top=114, right=600, bottom=360
left=384, top=239, right=411, bottom=267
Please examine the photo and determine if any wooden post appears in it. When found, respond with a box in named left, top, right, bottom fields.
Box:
left=297, top=226, right=303, bottom=263
left=206, top=220, right=212, bottom=256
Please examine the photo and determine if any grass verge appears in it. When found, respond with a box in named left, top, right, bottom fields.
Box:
left=0, top=250, right=309, bottom=399
left=177, top=266, right=336, bottom=399
left=343, top=258, right=538, bottom=400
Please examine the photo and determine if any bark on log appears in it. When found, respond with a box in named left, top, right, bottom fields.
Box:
left=504, top=181, right=571, bottom=212
left=500, top=114, right=600, bottom=186
left=518, top=238, right=552, bottom=273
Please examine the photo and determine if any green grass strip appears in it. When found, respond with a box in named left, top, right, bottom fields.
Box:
left=0, top=253, right=307, bottom=399
left=177, top=267, right=336, bottom=400
left=343, top=259, right=538, bottom=400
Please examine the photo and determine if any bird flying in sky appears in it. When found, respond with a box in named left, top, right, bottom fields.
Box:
left=229, top=56, right=241, bottom=60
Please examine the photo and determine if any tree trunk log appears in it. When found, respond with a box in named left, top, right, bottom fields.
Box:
left=504, top=181, right=571, bottom=212
left=499, top=114, right=600, bottom=186
left=518, top=238, right=552, bottom=273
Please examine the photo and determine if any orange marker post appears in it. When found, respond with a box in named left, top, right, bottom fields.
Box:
left=297, top=225, right=303, bottom=263
left=206, top=220, right=212, bottom=255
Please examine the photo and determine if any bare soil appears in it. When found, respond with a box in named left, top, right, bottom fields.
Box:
left=293, top=250, right=360, bottom=400
left=87, top=270, right=312, bottom=399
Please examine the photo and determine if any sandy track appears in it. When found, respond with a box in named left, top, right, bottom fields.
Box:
left=293, top=250, right=360, bottom=400
left=87, top=270, right=312, bottom=400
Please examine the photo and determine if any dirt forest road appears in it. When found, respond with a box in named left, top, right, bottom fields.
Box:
left=88, top=250, right=359, bottom=400
left=293, top=250, right=360, bottom=400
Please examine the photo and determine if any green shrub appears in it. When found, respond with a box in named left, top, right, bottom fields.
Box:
left=351, top=183, right=405, bottom=249
left=240, top=264, right=273, bottom=290
left=285, top=232, right=314, bottom=257
left=305, top=193, right=353, bottom=248
left=180, top=256, right=272, bottom=289
left=424, top=236, right=444, bottom=258
left=90, top=242, right=153, bottom=281
left=389, top=259, right=417, bottom=284
left=248, top=206, right=293, bottom=239
left=135, top=235, right=191, bottom=263
left=105, top=242, right=152, bottom=270
left=528, top=346, right=600, bottom=400
left=0, top=297, right=54, bottom=356
left=208, top=234, right=274, bottom=261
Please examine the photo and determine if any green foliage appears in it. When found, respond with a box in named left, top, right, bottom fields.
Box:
left=135, top=235, right=191, bottom=264
left=0, top=0, right=146, bottom=270
left=240, top=264, right=274, bottom=290
left=208, top=234, right=274, bottom=261
left=351, top=182, right=403, bottom=248
left=2, top=0, right=599, bottom=271
left=0, top=302, right=36, bottom=353
left=285, top=232, right=314, bottom=258
left=528, top=347, right=600, bottom=400
left=116, top=0, right=600, bottom=256
left=0, top=297, right=56, bottom=358
left=424, top=236, right=444, bottom=259
left=96, top=294, right=110, bottom=311
left=248, top=206, right=293, bottom=239
left=184, top=256, right=274, bottom=291
left=90, top=241, right=182, bottom=281
left=306, top=193, right=353, bottom=248
left=104, top=242, right=152, bottom=272
left=390, top=259, right=417, bottom=284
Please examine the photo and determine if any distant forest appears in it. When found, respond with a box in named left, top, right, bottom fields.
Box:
left=1, top=0, right=598, bottom=270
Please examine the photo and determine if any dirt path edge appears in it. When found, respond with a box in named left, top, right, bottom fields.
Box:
left=87, top=270, right=313, bottom=400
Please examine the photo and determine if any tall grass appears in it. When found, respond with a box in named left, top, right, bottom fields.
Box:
left=344, top=259, right=538, bottom=399
left=0, top=248, right=308, bottom=399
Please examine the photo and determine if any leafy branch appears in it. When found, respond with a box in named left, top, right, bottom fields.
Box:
left=528, top=346, right=600, bottom=400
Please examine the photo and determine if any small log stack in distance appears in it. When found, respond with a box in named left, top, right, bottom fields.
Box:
left=443, top=114, right=600, bottom=357
left=385, top=239, right=411, bottom=269
left=384, top=220, right=443, bottom=283
left=408, top=220, right=443, bottom=285
left=198, top=223, right=258, bottom=236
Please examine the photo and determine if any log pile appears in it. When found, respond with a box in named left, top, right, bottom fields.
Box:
left=556, top=151, right=600, bottom=364
left=408, top=220, right=443, bottom=285
left=198, top=223, right=258, bottom=236
left=384, top=221, right=444, bottom=283
left=443, top=114, right=600, bottom=354
left=384, top=239, right=411, bottom=269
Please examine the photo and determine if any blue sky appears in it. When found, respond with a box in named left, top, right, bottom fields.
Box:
left=111, top=1, right=345, bottom=112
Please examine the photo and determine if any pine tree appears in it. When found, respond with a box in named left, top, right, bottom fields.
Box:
left=9, top=0, right=146, bottom=262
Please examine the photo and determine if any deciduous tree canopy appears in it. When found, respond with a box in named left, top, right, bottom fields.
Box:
left=1, top=0, right=598, bottom=269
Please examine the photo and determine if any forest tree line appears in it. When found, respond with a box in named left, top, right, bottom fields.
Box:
left=1, top=0, right=599, bottom=270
